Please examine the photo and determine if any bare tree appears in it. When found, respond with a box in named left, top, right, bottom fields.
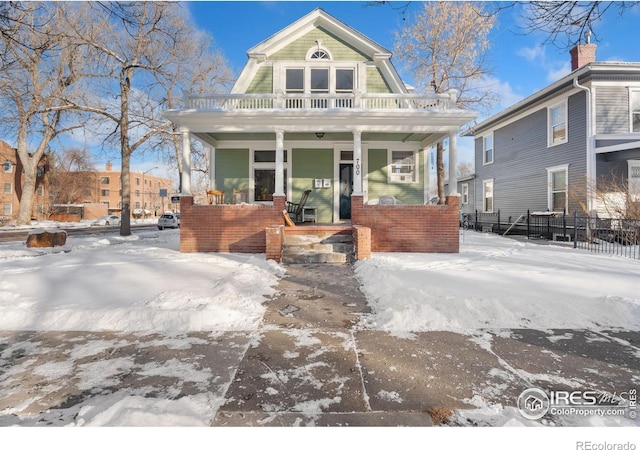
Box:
left=457, top=160, right=474, bottom=178
left=148, top=11, right=233, bottom=195
left=394, top=1, right=496, bottom=203
left=0, top=3, right=83, bottom=224
left=520, top=1, right=640, bottom=49
left=62, top=2, right=232, bottom=235
left=47, top=147, right=96, bottom=207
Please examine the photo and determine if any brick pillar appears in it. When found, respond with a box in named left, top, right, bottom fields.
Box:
left=265, top=225, right=284, bottom=263
left=351, top=195, right=365, bottom=225
left=352, top=225, right=371, bottom=260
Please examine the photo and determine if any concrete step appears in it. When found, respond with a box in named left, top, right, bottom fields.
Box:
left=282, top=229, right=354, bottom=265
left=281, top=251, right=350, bottom=264
left=284, top=242, right=354, bottom=254
left=284, top=233, right=353, bottom=246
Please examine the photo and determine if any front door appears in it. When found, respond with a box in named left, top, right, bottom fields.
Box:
left=339, top=163, right=353, bottom=219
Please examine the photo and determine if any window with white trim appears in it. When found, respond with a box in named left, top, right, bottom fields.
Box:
left=483, top=134, right=494, bottom=165
left=253, top=150, right=288, bottom=202
left=37, top=185, right=44, bottom=196
left=631, top=90, right=640, bottom=132
left=461, top=183, right=469, bottom=205
left=548, top=101, right=567, bottom=146
left=3, top=182, right=11, bottom=194
left=483, top=179, right=494, bottom=213
left=3, top=161, right=13, bottom=173
left=388, top=150, right=418, bottom=183
left=629, top=160, right=640, bottom=200
left=547, top=164, right=568, bottom=212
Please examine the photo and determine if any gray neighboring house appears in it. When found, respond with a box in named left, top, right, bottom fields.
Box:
left=465, top=41, right=640, bottom=222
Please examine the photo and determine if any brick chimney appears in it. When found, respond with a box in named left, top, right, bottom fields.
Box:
left=570, top=30, right=596, bottom=70
left=106, top=161, right=112, bottom=171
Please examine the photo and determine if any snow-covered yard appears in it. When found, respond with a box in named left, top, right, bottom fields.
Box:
left=0, top=225, right=638, bottom=441
left=356, top=231, right=640, bottom=334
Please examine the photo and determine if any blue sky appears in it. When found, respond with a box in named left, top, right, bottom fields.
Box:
left=179, top=1, right=640, bottom=168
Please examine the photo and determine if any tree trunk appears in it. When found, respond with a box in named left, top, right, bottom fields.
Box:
left=120, top=150, right=131, bottom=236
left=436, top=141, right=445, bottom=204
left=16, top=160, right=38, bottom=225
left=119, top=69, right=132, bottom=237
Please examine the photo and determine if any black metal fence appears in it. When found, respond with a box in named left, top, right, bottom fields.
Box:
left=465, top=210, right=640, bottom=260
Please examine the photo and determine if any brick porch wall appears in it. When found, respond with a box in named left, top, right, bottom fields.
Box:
left=351, top=195, right=460, bottom=253
left=179, top=195, right=286, bottom=253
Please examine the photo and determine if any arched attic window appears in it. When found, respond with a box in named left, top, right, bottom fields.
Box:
left=310, top=49, right=330, bottom=60
left=306, top=42, right=331, bottom=61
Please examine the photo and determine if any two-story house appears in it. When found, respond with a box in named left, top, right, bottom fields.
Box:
left=164, top=8, right=477, bottom=259
left=465, top=40, right=640, bottom=223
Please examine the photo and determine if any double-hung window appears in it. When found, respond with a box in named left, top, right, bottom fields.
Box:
left=3, top=161, right=13, bottom=173
left=547, top=164, right=568, bottom=212
left=3, top=182, right=12, bottom=194
left=461, top=183, right=469, bottom=205
left=483, top=179, right=494, bottom=213
left=282, top=47, right=356, bottom=109
left=548, top=101, right=567, bottom=146
left=388, top=150, right=418, bottom=183
left=631, top=90, right=640, bottom=132
left=483, top=134, right=494, bottom=165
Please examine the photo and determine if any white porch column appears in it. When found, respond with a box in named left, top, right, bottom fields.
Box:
left=208, top=145, right=216, bottom=190
left=181, top=128, right=192, bottom=195
left=448, top=131, right=458, bottom=196
left=353, top=129, right=363, bottom=195
left=275, top=130, right=285, bottom=196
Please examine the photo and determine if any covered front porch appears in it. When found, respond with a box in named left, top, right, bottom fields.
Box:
left=166, top=90, right=476, bottom=259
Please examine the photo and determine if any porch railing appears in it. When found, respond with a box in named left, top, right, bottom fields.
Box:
left=183, top=91, right=453, bottom=111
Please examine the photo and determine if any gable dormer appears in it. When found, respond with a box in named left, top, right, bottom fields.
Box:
left=232, top=8, right=403, bottom=96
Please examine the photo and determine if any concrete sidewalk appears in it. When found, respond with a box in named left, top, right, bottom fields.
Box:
left=213, top=264, right=639, bottom=426
left=0, top=263, right=638, bottom=426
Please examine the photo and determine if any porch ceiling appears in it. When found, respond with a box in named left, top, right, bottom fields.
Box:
left=192, top=131, right=436, bottom=143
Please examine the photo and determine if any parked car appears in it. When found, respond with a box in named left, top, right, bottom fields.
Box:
left=92, top=215, right=121, bottom=226
left=157, top=212, right=180, bottom=230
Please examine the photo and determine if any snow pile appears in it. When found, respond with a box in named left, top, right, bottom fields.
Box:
left=0, top=229, right=284, bottom=332
left=355, top=232, right=640, bottom=334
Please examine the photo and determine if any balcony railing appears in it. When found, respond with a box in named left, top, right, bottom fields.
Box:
left=183, top=91, right=455, bottom=111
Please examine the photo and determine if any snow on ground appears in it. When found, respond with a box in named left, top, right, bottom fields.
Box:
left=355, top=231, right=640, bottom=335
left=1, top=225, right=638, bottom=432
left=0, top=227, right=284, bottom=332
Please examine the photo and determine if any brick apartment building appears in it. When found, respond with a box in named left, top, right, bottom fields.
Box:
left=81, top=162, right=175, bottom=218
left=1, top=141, right=49, bottom=223
left=1, top=138, right=175, bottom=223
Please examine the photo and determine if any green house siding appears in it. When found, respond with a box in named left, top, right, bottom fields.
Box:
left=366, top=67, right=392, bottom=93
left=246, top=67, right=273, bottom=94
left=215, top=149, right=250, bottom=203
left=291, top=148, right=333, bottom=222
left=271, top=28, right=369, bottom=61
left=367, top=148, right=424, bottom=204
